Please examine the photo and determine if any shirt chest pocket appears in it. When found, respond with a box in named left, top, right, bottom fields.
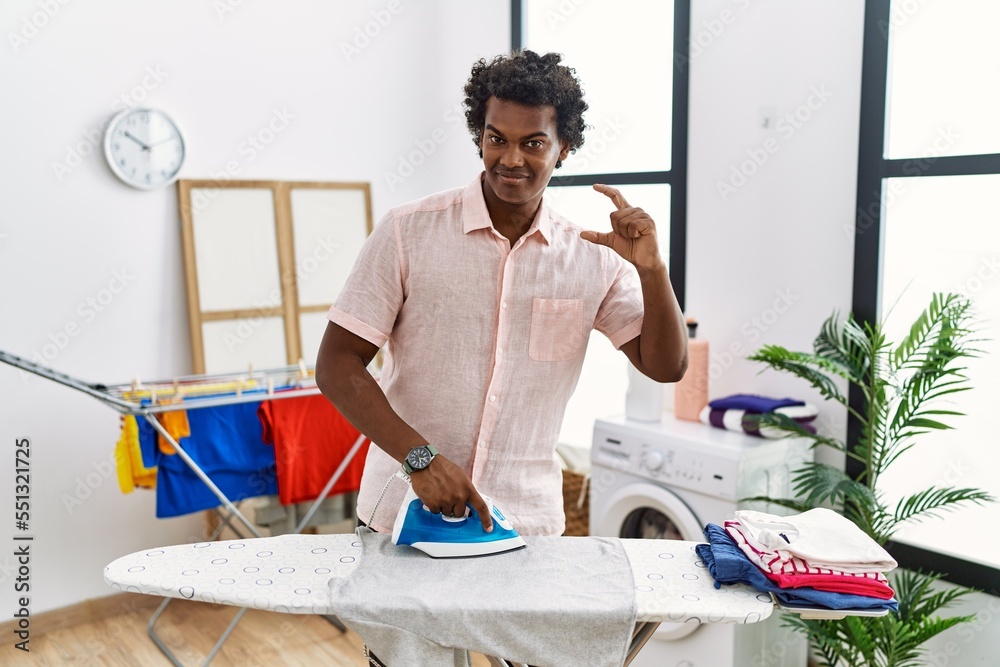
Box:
left=528, top=298, right=584, bottom=362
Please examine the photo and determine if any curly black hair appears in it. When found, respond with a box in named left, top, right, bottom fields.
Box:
left=463, top=50, right=588, bottom=169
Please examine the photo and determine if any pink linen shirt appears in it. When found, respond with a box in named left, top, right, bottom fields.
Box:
left=328, top=173, right=644, bottom=535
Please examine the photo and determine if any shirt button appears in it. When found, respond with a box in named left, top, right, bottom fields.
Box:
left=497, top=348, right=503, bottom=356
left=479, top=440, right=487, bottom=447
left=501, top=301, right=508, bottom=309
left=489, top=395, right=497, bottom=402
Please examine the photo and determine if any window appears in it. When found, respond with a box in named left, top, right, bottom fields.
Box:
left=853, top=0, right=1000, bottom=594
left=513, top=0, right=689, bottom=448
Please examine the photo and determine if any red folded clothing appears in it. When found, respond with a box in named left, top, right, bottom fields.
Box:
left=763, top=570, right=896, bottom=600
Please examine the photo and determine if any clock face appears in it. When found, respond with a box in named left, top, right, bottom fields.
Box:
left=104, top=108, right=186, bottom=189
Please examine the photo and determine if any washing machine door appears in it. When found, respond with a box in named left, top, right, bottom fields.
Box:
left=596, top=482, right=705, bottom=641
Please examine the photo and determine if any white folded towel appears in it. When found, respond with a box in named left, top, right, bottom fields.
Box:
left=733, top=508, right=897, bottom=573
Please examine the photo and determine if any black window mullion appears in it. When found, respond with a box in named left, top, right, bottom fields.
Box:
left=547, top=171, right=671, bottom=187
left=883, top=152, right=1000, bottom=178
left=670, top=0, right=691, bottom=312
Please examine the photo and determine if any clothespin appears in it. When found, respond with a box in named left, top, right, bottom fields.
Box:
left=267, top=377, right=274, bottom=397
left=150, top=389, right=158, bottom=405
left=248, top=362, right=254, bottom=378
left=235, top=377, right=243, bottom=397
left=297, top=358, right=307, bottom=387
left=131, top=375, right=142, bottom=394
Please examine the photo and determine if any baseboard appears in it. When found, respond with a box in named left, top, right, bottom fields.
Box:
left=0, top=592, right=164, bottom=637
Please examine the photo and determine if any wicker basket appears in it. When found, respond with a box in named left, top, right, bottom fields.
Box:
left=561, top=468, right=591, bottom=536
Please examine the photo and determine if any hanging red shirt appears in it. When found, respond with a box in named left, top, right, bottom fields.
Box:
left=258, top=394, right=369, bottom=506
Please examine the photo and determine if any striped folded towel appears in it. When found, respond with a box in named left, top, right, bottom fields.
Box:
left=699, top=402, right=818, bottom=438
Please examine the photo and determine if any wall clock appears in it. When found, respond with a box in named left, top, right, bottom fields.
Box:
left=104, top=108, right=186, bottom=189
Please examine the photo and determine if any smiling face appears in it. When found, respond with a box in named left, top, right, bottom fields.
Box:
left=479, top=96, right=570, bottom=213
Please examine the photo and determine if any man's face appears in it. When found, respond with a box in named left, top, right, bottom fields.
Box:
left=480, top=96, right=569, bottom=208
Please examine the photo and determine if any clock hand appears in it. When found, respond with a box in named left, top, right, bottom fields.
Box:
left=123, top=131, right=151, bottom=151
left=149, top=136, right=178, bottom=148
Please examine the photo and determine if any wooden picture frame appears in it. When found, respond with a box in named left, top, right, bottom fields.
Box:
left=177, top=179, right=373, bottom=374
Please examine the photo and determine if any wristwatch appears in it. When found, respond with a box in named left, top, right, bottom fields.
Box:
left=402, top=444, right=439, bottom=475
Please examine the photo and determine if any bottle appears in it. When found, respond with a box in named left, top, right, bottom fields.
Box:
left=626, top=365, right=663, bottom=422
left=674, top=317, right=709, bottom=422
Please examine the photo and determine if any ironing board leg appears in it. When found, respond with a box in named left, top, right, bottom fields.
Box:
left=147, top=597, right=184, bottom=667
left=485, top=657, right=527, bottom=667
left=147, top=594, right=250, bottom=666
left=203, top=607, right=249, bottom=665
left=624, top=621, right=659, bottom=666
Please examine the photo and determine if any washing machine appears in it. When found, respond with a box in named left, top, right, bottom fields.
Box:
left=590, top=413, right=812, bottom=667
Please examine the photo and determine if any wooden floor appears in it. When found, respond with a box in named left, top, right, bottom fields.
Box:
left=0, top=594, right=493, bottom=666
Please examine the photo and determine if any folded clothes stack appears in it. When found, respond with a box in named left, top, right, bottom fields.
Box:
left=698, top=393, right=818, bottom=438
left=696, top=508, right=898, bottom=612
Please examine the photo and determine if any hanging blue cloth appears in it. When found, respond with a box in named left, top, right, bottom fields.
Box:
left=138, top=400, right=278, bottom=518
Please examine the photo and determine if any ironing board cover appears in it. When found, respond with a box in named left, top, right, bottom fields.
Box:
left=104, top=534, right=773, bottom=624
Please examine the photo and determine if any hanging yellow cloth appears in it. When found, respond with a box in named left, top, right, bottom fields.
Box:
left=115, top=415, right=157, bottom=493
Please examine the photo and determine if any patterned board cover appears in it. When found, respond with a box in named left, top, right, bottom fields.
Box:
left=104, top=535, right=774, bottom=624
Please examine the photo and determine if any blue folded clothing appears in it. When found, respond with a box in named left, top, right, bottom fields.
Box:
left=708, top=394, right=805, bottom=413
left=697, top=524, right=897, bottom=612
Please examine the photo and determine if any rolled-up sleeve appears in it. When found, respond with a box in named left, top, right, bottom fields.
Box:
left=593, top=254, right=644, bottom=350
left=327, top=212, right=403, bottom=348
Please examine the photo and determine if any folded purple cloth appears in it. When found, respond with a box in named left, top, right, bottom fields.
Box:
left=709, top=394, right=805, bottom=413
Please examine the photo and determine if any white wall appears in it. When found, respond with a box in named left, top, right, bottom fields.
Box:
left=686, top=0, right=862, bottom=450
left=0, top=0, right=507, bottom=615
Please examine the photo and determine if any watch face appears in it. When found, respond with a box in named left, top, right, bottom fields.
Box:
left=407, top=446, right=432, bottom=470
left=104, top=108, right=186, bottom=189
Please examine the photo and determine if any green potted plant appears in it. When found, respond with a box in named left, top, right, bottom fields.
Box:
left=745, top=292, right=994, bottom=667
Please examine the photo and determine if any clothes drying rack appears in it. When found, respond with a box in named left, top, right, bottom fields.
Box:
left=0, top=349, right=368, bottom=666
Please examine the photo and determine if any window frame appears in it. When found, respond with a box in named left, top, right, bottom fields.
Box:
left=853, top=0, right=1000, bottom=596
left=511, top=0, right=690, bottom=311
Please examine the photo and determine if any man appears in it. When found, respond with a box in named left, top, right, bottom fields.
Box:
left=316, top=49, right=687, bottom=541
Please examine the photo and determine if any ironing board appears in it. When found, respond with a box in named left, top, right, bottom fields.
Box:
left=105, top=534, right=775, bottom=666
left=0, top=349, right=368, bottom=666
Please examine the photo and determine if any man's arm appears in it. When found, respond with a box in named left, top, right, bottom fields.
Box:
left=315, top=321, right=492, bottom=530
left=581, top=184, right=688, bottom=383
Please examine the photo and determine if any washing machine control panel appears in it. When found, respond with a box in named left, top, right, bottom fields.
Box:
left=593, top=426, right=743, bottom=499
